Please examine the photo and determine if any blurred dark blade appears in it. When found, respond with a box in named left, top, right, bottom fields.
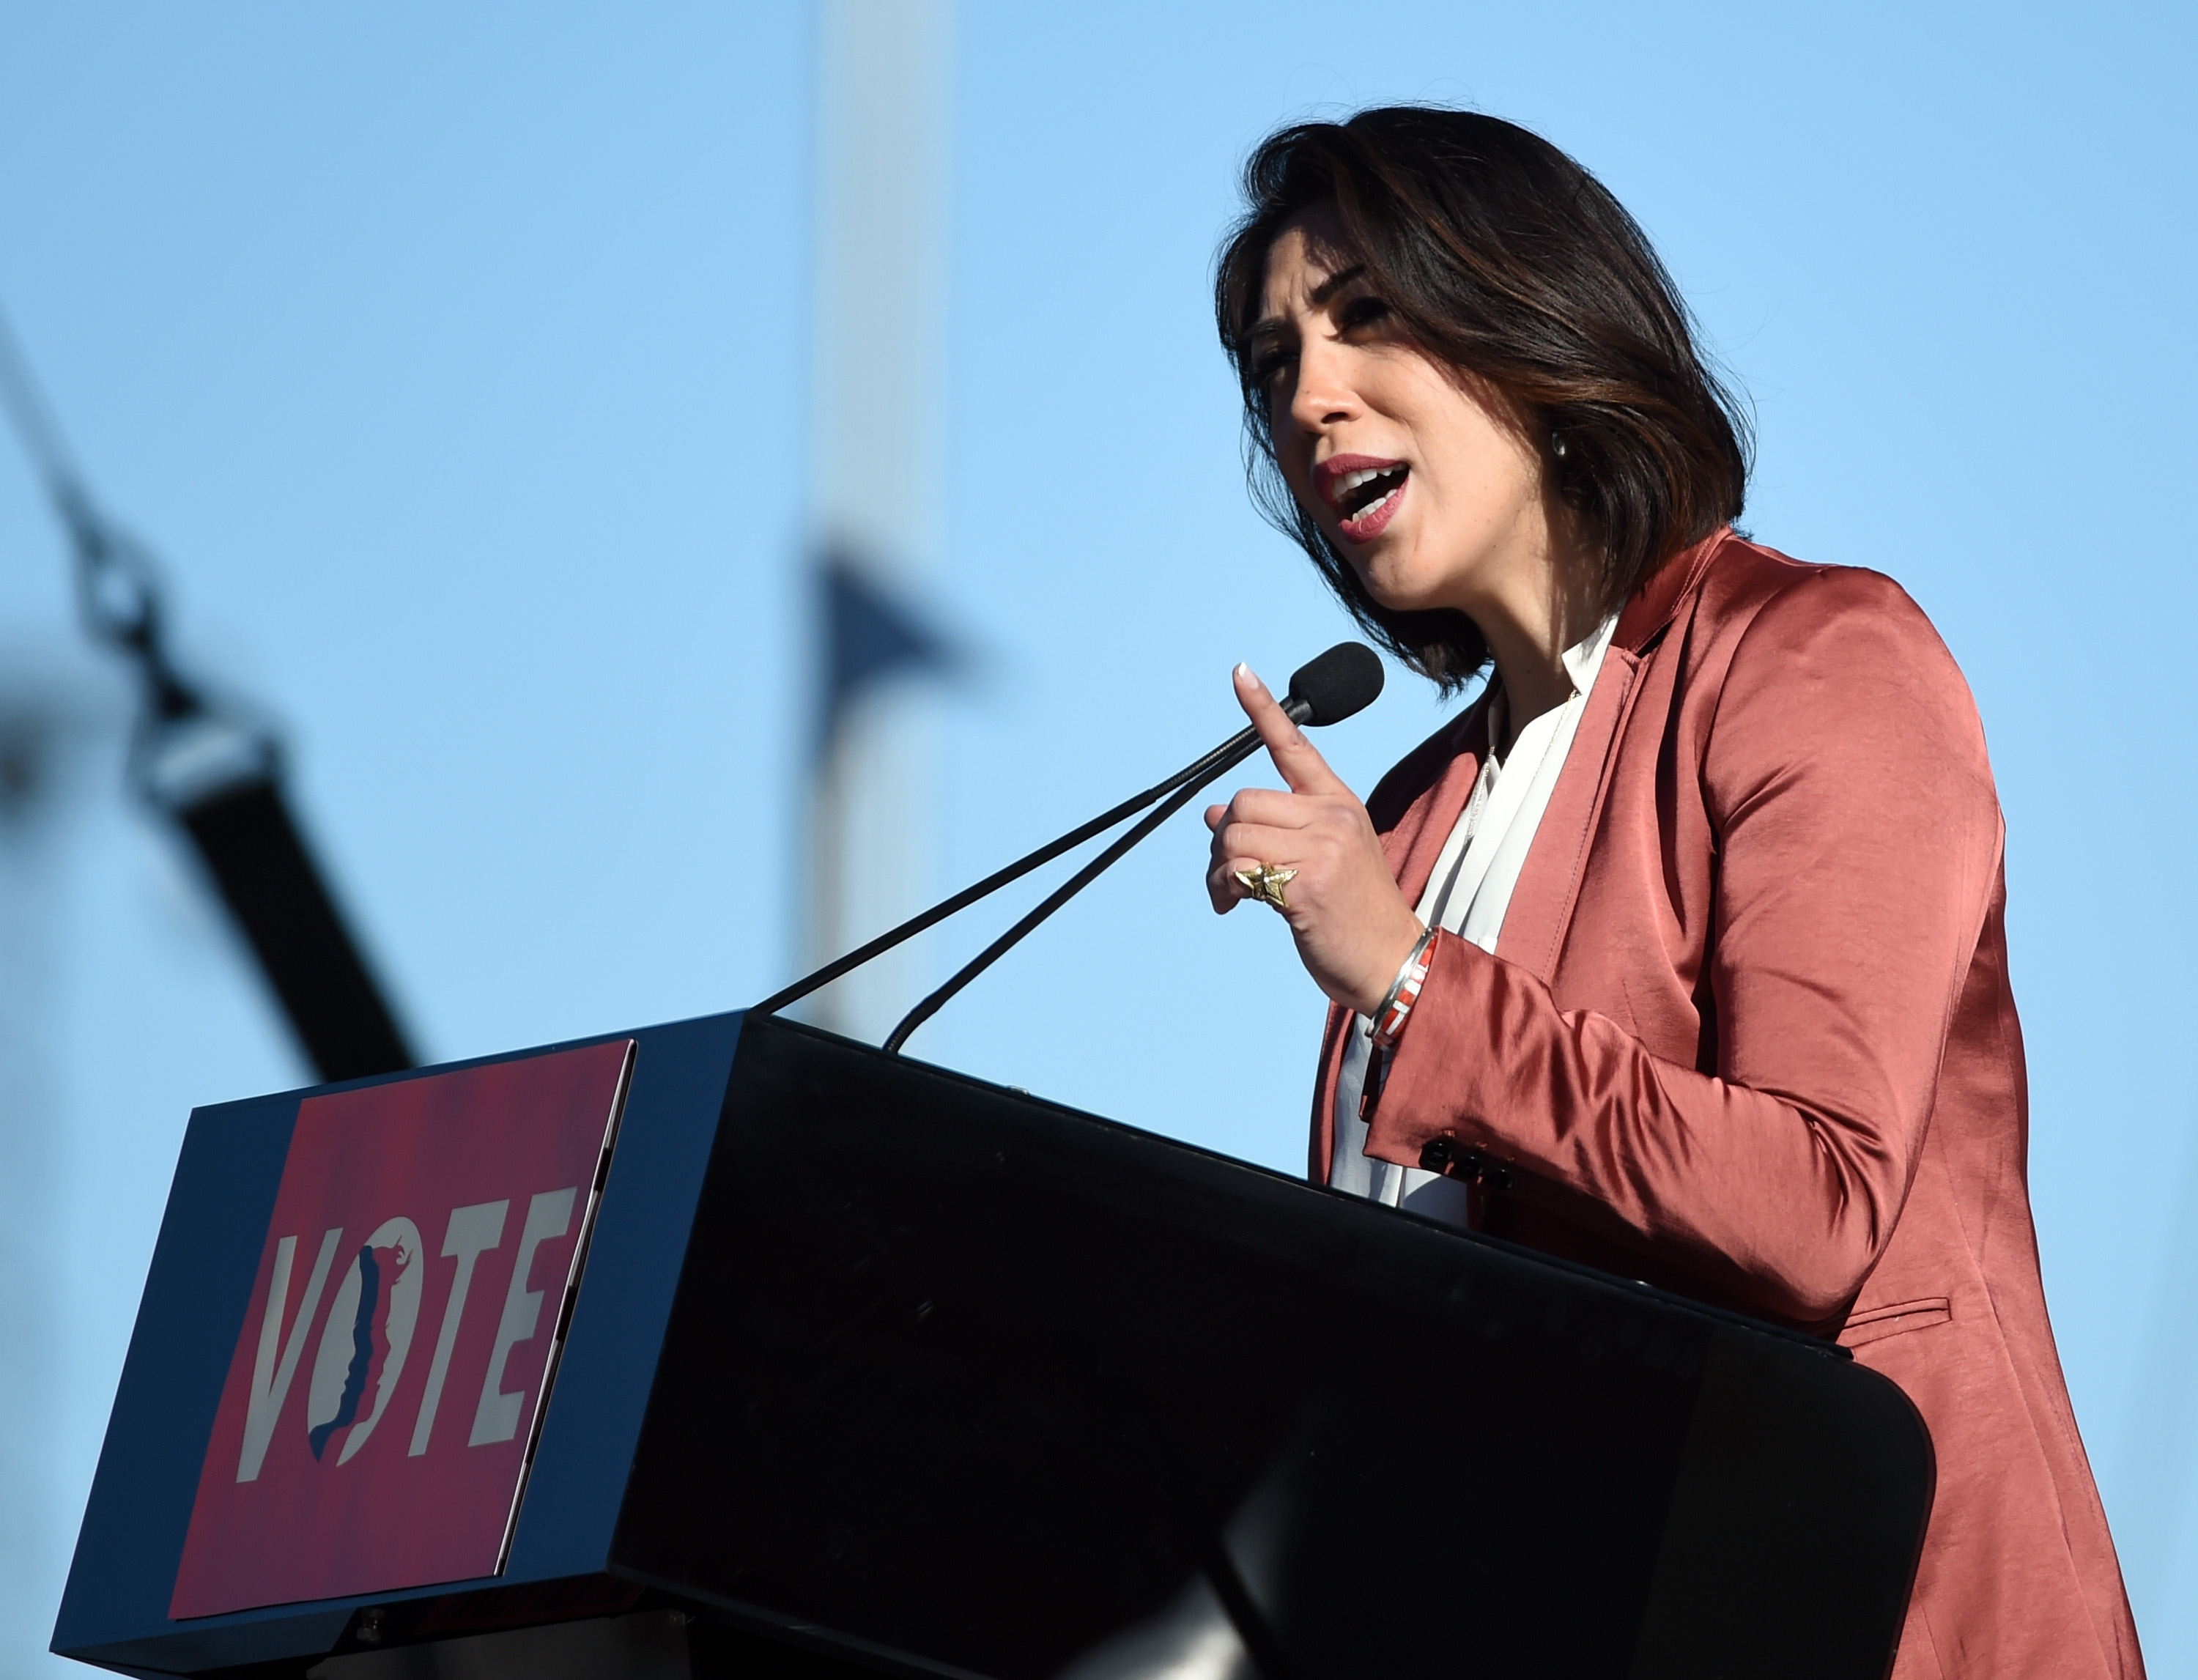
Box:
left=174, top=777, right=413, bottom=1082
left=0, top=295, right=415, bottom=1084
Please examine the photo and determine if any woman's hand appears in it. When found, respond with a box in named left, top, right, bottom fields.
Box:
left=1205, top=663, right=1427, bottom=1016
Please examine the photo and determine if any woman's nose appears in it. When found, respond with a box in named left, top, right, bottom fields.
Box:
left=1287, top=341, right=1357, bottom=434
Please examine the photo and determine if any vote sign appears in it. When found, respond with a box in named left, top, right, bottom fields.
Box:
left=170, top=1040, right=634, bottom=1618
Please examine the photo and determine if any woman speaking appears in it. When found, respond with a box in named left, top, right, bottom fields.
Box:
left=1204, top=108, right=2141, bottom=1678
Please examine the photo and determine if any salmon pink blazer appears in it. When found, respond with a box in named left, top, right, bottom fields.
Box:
left=1318, top=530, right=2142, bottom=1677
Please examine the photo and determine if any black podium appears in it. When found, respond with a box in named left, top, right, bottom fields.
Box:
left=55, top=1010, right=1931, bottom=1679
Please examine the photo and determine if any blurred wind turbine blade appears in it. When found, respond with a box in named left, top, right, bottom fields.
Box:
left=0, top=295, right=86, bottom=506
left=0, top=294, right=417, bottom=1083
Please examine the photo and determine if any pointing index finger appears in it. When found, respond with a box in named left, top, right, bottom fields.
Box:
left=1235, top=663, right=1350, bottom=796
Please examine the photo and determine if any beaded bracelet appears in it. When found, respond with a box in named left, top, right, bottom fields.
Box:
left=1368, top=926, right=1440, bottom=1048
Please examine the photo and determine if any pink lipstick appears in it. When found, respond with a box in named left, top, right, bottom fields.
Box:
left=1315, top=454, right=1410, bottom=544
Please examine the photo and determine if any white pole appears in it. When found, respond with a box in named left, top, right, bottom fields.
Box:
left=802, top=0, right=955, bottom=1040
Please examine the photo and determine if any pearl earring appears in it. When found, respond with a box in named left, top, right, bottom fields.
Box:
left=1552, top=433, right=1569, bottom=459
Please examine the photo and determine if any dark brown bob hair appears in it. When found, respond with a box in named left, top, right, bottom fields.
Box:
left=1216, top=107, right=1751, bottom=689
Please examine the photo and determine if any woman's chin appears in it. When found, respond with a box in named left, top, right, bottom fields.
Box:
left=1358, top=574, right=1456, bottom=618
left=1347, top=547, right=1451, bottom=616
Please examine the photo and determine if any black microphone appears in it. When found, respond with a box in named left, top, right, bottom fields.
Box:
left=753, top=642, right=1385, bottom=1051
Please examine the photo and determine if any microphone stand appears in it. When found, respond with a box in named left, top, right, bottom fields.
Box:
left=752, top=707, right=1303, bottom=1029
left=881, top=725, right=1273, bottom=1054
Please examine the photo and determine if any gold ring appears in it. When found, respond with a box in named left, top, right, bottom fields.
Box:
left=1233, top=862, right=1298, bottom=911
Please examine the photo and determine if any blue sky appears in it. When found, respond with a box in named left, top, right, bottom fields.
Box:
left=1, top=1, right=2193, bottom=1668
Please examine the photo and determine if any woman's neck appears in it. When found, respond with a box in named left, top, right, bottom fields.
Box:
left=1466, top=522, right=1601, bottom=761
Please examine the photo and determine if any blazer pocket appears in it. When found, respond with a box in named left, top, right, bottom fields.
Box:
left=1840, top=1295, right=1952, bottom=1349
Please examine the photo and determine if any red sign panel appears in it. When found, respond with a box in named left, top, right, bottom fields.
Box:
left=170, top=1040, right=634, bottom=1618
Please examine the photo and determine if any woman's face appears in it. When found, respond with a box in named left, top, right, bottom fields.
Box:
left=1248, top=207, right=1553, bottom=621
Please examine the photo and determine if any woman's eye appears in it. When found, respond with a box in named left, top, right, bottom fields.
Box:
left=1336, top=296, right=1391, bottom=332
left=1249, top=347, right=1295, bottom=388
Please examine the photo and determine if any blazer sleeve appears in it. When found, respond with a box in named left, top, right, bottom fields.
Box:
left=1363, top=568, right=2005, bottom=1322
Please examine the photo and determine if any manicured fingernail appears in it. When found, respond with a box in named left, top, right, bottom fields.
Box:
left=1235, top=662, right=1263, bottom=686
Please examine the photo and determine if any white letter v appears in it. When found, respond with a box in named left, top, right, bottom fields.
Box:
left=236, top=1226, right=344, bottom=1483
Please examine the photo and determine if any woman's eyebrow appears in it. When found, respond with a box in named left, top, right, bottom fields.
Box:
left=1239, top=262, right=1371, bottom=352
left=1307, top=263, right=1368, bottom=306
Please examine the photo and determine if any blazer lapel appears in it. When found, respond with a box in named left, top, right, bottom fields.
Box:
left=1497, top=528, right=1730, bottom=983
left=1383, top=520, right=1713, bottom=930
left=1385, top=697, right=1492, bottom=907
left=1497, top=648, right=1641, bottom=984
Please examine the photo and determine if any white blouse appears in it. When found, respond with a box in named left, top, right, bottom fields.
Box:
left=1328, top=615, right=1619, bottom=1226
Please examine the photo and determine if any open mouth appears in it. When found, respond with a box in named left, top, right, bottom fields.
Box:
left=1320, top=457, right=1410, bottom=540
